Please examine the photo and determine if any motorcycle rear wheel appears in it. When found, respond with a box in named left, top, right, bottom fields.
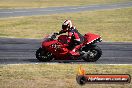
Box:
left=82, top=45, right=102, bottom=62
left=36, top=47, right=53, bottom=62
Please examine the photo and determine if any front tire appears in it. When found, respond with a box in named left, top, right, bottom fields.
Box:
left=36, top=47, right=53, bottom=62
left=82, top=45, right=102, bottom=62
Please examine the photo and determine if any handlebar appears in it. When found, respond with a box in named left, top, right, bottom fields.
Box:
left=51, top=32, right=59, bottom=39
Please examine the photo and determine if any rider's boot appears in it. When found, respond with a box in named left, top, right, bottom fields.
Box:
left=69, top=45, right=81, bottom=56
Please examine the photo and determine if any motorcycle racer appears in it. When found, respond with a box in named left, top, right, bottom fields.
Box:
left=58, top=20, right=84, bottom=55
left=36, top=20, right=102, bottom=62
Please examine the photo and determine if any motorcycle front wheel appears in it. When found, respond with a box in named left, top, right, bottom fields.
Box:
left=36, top=47, right=53, bottom=62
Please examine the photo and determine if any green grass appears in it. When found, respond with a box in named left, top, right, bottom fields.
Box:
left=0, top=7, right=132, bottom=42
left=0, top=64, right=132, bottom=88
left=0, top=0, right=131, bottom=9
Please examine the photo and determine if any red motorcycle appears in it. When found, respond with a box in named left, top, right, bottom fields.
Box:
left=36, top=32, right=102, bottom=62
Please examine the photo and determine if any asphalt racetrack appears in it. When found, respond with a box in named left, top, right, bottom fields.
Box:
left=0, top=2, right=132, bottom=18
left=0, top=38, right=132, bottom=64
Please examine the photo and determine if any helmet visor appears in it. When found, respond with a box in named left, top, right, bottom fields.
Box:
left=62, top=25, right=68, bottom=30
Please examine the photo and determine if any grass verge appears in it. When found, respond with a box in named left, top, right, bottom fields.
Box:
left=0, top=0, right=131, bottom=9
left=0, top=7, right=132, bottom=42
left=0, top=64, right=132, bottom=88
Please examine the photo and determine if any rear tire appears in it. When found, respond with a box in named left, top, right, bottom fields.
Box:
left=36, top=47, right=53, bottom=62
left=82, top=45, right=102, bottom=62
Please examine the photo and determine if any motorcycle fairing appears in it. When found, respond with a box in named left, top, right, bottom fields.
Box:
left=42, top=39, right=69, bottom=58
left=84, top=33, right=101, bottom=44
left=58, top=35, right=69, bottom=44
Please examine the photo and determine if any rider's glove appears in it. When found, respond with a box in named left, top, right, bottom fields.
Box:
left=54, top=32, right=59, bottom=36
